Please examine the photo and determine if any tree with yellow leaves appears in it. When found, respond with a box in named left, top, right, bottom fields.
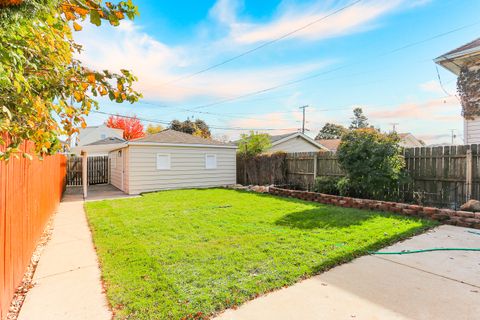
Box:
left=0, top=0, right=141, bottom=159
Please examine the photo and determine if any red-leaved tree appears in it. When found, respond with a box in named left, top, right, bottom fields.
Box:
left=106, top=115, right=145, bottom=140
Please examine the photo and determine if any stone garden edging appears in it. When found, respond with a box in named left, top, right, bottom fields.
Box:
left=269, top=187, right=480, bottom=229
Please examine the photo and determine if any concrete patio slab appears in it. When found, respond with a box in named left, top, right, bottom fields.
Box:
left=63, top=184, right=138, bottom=202
left=215, top=225, right=480, bottom=320
left=18, top=198, right=111, bottom=320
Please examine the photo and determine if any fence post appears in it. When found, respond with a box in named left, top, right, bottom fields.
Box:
left=466, top=148, right=473, bottom=201
left=81, top=151, right=88, bottom=199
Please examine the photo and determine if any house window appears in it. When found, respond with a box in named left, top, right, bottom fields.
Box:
left=118, top=150, right=122, bottom=157
left=156, top=153, right=171, bottom=170
left=205, top=154, right=217, bottom=169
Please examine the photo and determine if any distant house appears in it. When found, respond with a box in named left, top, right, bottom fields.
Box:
left=317, top=133, right=423, bottom=152
left=265, top=132, right=328, bottom=153
left=315, top=139, right=341, bottom=152
left=435, top=38, right=480, bottom=144
left=71, top=124, right=125, bottom=156
left=108, top=129, right=237, bottom=194
left=398, top=133, right=424, bottom=148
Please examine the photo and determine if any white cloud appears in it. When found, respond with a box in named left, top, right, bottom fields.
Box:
left=211, top=0, right=404, bottom=44
left=370, top=96, right=460, bottom=120
left=419, top=80, right=443, bottom=93
left=74, top=20, right=330, bottom=103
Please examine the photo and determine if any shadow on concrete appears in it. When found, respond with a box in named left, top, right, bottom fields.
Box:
left=63, top=184, right=138, bottom=202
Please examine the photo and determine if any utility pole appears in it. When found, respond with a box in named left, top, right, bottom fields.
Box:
left=299, top=105, right=309, bottom=134
left=389, top=122, right=399, bottom=133
left=450, top=129, right=457, bottom=145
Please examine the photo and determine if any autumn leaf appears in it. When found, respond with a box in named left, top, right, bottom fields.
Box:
left=87, top=73, right=95, bottom=84
left=99, top=86, right=107, bottom=96
left=114, top=11, right=124, bottom=19
left=73, top=22, right=82, bottom=31
left=89, top=9, right=101, bottom=26
left=73, top=92, right=83, bottom=102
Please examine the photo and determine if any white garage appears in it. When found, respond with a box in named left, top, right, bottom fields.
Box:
left=109, top=129, right=237, bottom=195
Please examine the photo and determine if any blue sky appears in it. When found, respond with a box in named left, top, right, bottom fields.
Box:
left=75, top=0, right=480, bottom=144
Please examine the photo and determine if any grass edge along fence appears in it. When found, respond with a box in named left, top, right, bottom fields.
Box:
left=237, top=144, right=480, bottom=209
left=0, top=138, right=67, bottom=320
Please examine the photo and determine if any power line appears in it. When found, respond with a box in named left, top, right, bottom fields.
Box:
left=138, top=92, right=453, bottom=125
left=172, top=20, right=480, bottom=112
left=435, top=64, right=461, bottom=102
left=90, top=110, right=299, bottom=132
left=140, top=21, right=478, bottom=119
left=92, top=94, right=453, bottom=132
left=160, top=0, right=363, bottom=86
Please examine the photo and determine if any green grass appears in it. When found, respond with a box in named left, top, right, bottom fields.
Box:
left=85, top=188, right=435, bottom=319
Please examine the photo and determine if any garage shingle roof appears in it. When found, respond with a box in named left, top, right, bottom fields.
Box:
left=132, top=129, right=230, bottom=146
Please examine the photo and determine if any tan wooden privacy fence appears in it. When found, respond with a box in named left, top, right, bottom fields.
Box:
left=403, top=145, right=478, bottom=209
left=67, top=156, right=82, bottom=186
left=237, top=145, right=480, bottom=209
left=67, top=155, right=109, bottom=186
left=236, top=153, right=287, bottom=186
left=87, top=156, right=109, bottom=185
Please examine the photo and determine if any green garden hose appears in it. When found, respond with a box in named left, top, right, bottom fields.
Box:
left=369, top=248, right=480, bottom=255
left=369, top=230, right=480, bottom=254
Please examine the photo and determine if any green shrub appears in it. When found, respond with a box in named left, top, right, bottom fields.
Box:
left=337, top=128, right=406, bottom=199
left=336, top=177, right=354, bottom=196
left=314, top=176, right=341, bottom=195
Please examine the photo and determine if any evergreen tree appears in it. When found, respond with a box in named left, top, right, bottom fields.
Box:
left=315, top=123, right=348, bottom=139
left=349, top=108, right=369, bottom=129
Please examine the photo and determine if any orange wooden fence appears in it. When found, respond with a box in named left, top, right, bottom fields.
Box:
left=0, top=140, right=66, bottom=320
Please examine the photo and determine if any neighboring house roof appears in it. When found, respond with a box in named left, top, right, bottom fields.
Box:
left=317, top=133, right=423, bottom=152
left=316, top=139, right=341, bottom=152
left=442, top=38, right=480, bottom=56
left=267, top=132, right=328, bottom=150
left=85, top=137, right=126, bottom=146
left=269, top=132, right=297, bottom=144
left=435, top=37, right=480, bottom=75
left=233, top=132, right=328, bottom=152
left=128, top=129, right=236, bottom=148
left=398, top=132, right=424, bottom=148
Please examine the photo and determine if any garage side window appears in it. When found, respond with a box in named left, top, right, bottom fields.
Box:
left=205, top=154, right=217, bottom=169
left=156, top=153, right=171, bottom=170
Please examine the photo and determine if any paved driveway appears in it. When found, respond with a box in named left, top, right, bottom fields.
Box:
left=215, top=225, right=480, bottom=320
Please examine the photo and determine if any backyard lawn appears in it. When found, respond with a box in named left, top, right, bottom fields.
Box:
left=85, top=188, right=435, bottom=319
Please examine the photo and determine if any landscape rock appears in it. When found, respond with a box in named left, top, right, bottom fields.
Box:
left=460, top=199, right=480, bottom=212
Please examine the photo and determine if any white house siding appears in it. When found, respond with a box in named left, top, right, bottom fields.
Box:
left=109, top=148, right=128, bottom=192
left=126, top=145, right=236, bottom=194
left=464, top=117, right=480, bottom=144
left=77, top=125, right=123, bottom=146
left=268, top=137, right=321, bottom=153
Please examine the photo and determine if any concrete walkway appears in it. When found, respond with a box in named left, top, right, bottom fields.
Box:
left=215, top=225, right=480, bottom=320
left=18, top=196, right=111, bottom=320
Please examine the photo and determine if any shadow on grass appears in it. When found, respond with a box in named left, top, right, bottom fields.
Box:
left=275, top=208, right=379, bottom=229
